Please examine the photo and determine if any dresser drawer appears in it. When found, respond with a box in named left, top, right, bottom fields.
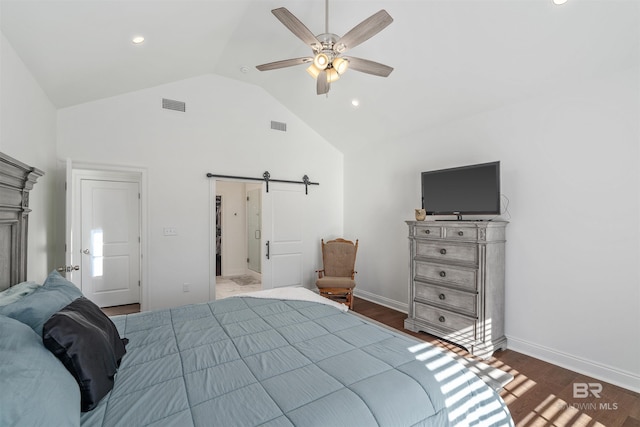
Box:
left=414, top=261, right=477, bottom=291
left=414, top=302, right=476, bottom=335
left=414, top=225, right=441, bottom=238
left=444, top=226, right=478, bottom=240
left=414, top=282, right=477, bottom=316
left=415, top=241, right=477, bottom=265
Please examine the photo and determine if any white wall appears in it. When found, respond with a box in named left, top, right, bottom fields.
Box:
left=0, top=33, right=57, bottom=283
left=57, top=74, right=343, bottom=310
left=344, top=65, right=640, bottom=392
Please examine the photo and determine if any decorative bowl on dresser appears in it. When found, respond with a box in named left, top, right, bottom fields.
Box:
left=404, top=220, right=508, bottom=359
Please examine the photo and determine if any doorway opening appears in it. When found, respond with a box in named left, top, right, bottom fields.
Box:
left=69, top=167, right=143, bottom=309
left=215, top=180, right=262, bottom=299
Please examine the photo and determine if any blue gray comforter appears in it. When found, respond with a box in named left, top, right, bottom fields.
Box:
left=81, top=295, right=513, bottom=426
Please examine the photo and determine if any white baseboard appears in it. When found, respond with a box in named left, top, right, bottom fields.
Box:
left=507, top=335, right=640, bottom=393
left=354, top=289, right=408, bottom=313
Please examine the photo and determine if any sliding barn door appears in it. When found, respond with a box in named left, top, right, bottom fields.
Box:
left=261, top=183, right=305, bottom=289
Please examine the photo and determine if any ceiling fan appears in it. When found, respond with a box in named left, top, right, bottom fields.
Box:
left=256, top=0, right=394, bottom=95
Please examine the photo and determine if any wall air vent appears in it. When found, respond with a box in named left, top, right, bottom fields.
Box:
left=162, top=98, right=186, bottom=112
left=270, top=120, right=287, bottom=132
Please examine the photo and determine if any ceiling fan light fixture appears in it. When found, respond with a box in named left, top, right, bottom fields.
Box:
left=332, top=57, right=349, bottom=75
left=326, top=68, right=340, bottom=83
left=313, top=53, right=330, bottom=70
left=306, top=64, right=321, bottom=79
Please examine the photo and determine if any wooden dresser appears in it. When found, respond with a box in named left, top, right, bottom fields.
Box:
left=404, top=220, right=507, bottom=358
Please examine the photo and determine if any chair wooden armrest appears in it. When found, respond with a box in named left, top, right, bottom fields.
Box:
left=316, top=269, right=325, bottom=279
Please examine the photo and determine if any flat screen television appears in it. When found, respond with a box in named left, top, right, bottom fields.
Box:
left=421, top=161, right=501, bottom=219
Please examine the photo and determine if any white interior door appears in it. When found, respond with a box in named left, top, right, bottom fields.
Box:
left=261, top=183, right=305, bottom=289
left=80, top=179, right=140, bottom=307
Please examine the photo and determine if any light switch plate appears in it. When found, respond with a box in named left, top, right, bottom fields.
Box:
left=163, top=227, right=177, bottom=236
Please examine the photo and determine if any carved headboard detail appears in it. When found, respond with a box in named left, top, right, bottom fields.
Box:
left=0, top=152, right=44, bottom=291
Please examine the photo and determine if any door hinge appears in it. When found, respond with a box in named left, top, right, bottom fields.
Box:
left=138, top=281, right=140, bottom=287
left=138, top=193, right=141, bottom=199
left=247, top=257, right=250, bottom=263
left=247, top=196, right=250, bottom=201
left=65, top=181, right=67, bottom=191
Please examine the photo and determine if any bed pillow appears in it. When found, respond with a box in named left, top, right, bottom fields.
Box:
left=0, top=281, right=40, bottom=306
left=0, top=314, right=81, bottom=427
left=0, top=270, right=82, bottom=336
left=43, top=297, right=128, bottom=412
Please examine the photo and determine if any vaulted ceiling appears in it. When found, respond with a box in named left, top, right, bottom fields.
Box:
left=1, top=1, right=637, bottom=152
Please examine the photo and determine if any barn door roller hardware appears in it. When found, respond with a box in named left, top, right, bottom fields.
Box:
left=206, top=171, right=319, bottom=194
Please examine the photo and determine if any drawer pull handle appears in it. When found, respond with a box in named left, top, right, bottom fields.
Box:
left=440, top=249, right=447, bottom=255
left=425, top=229, right=430, bottom=234
left=458, top=231, right=464, bottom=236
left=439, top=293, right=446, bottom=300
left=439, top=271, right=446, bottom=278
left=438, top=316, right=446, bottom=323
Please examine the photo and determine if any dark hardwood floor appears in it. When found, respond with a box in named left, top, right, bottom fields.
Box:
left=103, top=297, right=640, bottom=426
left=351, top=297, right=640, bottom=427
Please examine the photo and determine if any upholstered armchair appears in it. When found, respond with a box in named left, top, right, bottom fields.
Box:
left=316, top=238, right=358, bottom=309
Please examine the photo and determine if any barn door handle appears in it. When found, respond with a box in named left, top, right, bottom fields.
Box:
left=266, top=241, right=270, bottom=260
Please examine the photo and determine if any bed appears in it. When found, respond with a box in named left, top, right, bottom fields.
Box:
left=0, top=152, right=514, bottom=427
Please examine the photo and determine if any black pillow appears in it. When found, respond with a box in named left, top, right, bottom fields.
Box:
left=42, top=297, right=128, bottom=412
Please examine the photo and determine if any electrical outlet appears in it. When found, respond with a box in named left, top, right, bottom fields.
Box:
left=182, top=283, right=190, bottom=292
left=163, top=227, right=178, bottom=236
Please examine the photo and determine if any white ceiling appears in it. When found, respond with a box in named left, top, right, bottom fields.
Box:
left=1, top=0, right=638, bottom=152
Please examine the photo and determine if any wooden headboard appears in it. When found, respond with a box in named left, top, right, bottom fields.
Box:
left=0, top=152, right=44, bottom=291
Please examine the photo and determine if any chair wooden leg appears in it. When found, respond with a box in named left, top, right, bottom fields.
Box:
left=318, top=287, right=354, bottom=309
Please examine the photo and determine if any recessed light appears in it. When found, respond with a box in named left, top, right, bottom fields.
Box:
left=132, top=36, right=145, bottom=44
left=351, top=99, right=360, bottom=108
left=553, top=0, right=567, bottom=4
left=240, top=66, right=250, bottom=74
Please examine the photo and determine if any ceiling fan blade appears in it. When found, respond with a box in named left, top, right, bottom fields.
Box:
left=345, top=57, right=394, bottom=77
left=317, top=70, right=330, bottom=95
left=336, top=10, right=393, bottom=53
left=272, top=7, right=321, bottom=48
left=256, top=57, right=313, bottom=72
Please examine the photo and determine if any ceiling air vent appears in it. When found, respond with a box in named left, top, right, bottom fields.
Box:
left=270, top=120, right=287, bottom=132
left=162, top=98, right=186, bottom=112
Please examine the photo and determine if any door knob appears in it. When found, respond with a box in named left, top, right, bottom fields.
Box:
left=83, top=249, right=90, bottom=254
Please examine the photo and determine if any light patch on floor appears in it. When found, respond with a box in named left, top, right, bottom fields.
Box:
left=216, top=275, right=262, bottom=299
